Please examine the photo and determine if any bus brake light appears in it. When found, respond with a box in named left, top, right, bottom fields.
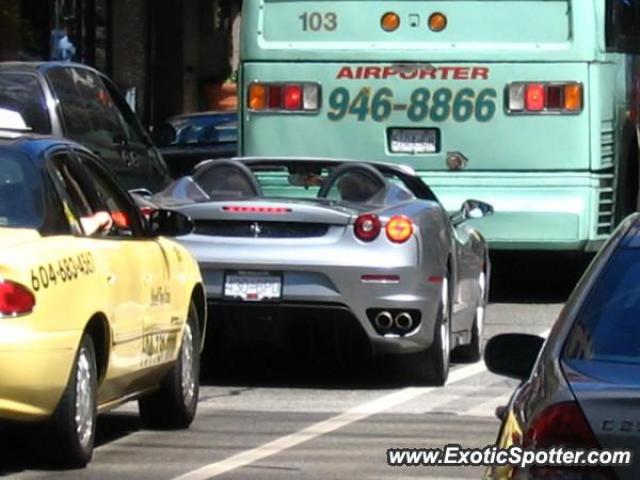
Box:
left=248, top=82, right=320, bottom=113
left=525, top=84, right=545, bottom=111
left=507, top=82, right=583, bottom=115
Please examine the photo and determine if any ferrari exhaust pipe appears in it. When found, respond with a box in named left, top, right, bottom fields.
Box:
left=395, top=312, right=414, bottom=331
left=374, top=311, right=393, bottom=330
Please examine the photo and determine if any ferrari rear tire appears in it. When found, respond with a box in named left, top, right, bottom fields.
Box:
left=45, top=334, right=97, bottom=468
left=452, top=271, right=485, bottom=363
left=139, top=302, right=200, bottom=429
left=400, top=277, right=450, bottom=386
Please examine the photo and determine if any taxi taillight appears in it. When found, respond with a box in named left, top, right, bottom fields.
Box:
left=507, top=82, right=583, bottom=114
left=0, top=280, right=35, bottom=316
left=248, top=82, right=320, bottom=113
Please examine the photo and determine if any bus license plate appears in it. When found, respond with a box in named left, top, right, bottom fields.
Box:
left=389, top=128, right=438, bottom=154
left=224, top=271, right=282, bottom=301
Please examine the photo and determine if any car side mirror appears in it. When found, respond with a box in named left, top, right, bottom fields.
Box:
left=461, top=199, right=494, bottom=220
left=484, top=333, right=545, bottom=381
left=151, top=123, right=177, bottom=146
left=148, top=209, right=193, bottom=237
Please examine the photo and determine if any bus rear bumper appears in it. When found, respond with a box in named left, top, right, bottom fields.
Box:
left=423, top=171, right=612, bottom=252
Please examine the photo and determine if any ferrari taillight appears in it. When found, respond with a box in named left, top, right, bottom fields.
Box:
left=248, top=82, right=320, bottom=113
left=386, top=216, right=413, bottom=243
left=507, top=82, right=583, bottom=114
left=354, top=214, right=381, bottom=242
left=0, top=280, right=35, bottom=316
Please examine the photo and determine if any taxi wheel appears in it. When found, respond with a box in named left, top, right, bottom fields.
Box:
left=46, top=334, right=97, bottom=467
left=139, top=302, right=201, bottom=429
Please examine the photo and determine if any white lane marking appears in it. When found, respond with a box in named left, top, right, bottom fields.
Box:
left=173, top=363, right=486, bottom=480
left=173, top=328, right=552, bottom=480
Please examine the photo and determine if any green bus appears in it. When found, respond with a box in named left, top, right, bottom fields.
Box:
left=239, top=0, right=640, bottom=251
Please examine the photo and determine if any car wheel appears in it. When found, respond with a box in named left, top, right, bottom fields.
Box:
left=400, top=276, right=451, bottom=386
left=139, top=301, right=201, bottom=429
left=46, top=334, right=97, bottom=467
left=452, top=271, right=485, bottom=363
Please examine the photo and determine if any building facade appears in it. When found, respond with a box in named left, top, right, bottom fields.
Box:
left=0, top=0, right=240, bottom=125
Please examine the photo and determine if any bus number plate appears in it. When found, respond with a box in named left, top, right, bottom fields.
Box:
left=389, top=128, right=438, bottom=154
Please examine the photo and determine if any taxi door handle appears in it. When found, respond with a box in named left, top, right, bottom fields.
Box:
left=107, top=273, right=117, bottom=285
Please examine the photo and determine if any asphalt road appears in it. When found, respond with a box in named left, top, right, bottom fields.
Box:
left=0, top=252, right=591, bottom=480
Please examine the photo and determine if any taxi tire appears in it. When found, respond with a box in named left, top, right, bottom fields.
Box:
left=139, top=302, right=200, bottom=429
left=46, top=334, right=97, bottom=468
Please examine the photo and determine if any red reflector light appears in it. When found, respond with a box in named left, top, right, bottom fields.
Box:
left=223, top=206, right=292, bottom=214
left=268, top=85, right=282, bottom=109
left=0, top=280, right=35, bottom=316
left=524, top=401, right=599, bottom=449
left=525, top=84, right=545, bottom=111
left=354, top=214, right=381, bottom=242
left=283, top=85, right=303, bottom=110
left=361, top=274, right=400, bottom=284
left=386, top=215, right=413, bottom=243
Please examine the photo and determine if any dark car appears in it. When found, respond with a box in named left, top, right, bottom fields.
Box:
left=0, top=62, right=171, bottom=192
left=154, top=111, right=237, bottom=177
left=484, top=214, right=640, bottom=479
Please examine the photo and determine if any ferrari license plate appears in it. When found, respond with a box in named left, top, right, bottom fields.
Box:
left=224, top=271, right=282, bottom=301
left=388, top=128, right=438, bottom=154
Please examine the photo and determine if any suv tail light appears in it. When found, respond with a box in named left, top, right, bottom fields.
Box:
left=386, top=215, right=413, bottom=243
left=0, top=280, right=35, bottom=316
left=248, top=82, right=321, bottom=113
left=507, top=82, right=583, bottom=114
left=516, top=401, right=615, bottom=480
left=354, top=214, right=381, bottom=242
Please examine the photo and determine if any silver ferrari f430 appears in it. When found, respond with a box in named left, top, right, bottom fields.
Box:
left=150, top=158, right=493, bottom=385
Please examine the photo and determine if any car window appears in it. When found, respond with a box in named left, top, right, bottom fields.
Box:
left=564, top=248, right=640, bottom=364
left=50, top=152, right=139, bottom=237
left=76, top=153, right=143, bottom=237
left=0, top=73, right=51, bottom=133
left=101, top=77, right=148, bottom=145
left=46, top=67, right=126, bottom=148
left=0, top=148, right=45, bottom=229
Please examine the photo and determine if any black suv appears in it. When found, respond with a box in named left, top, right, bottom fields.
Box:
left=0, top=62, right=171, bottom=192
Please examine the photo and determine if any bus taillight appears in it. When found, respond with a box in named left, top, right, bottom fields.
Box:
left=507, top=82, right=583, bottom=114
left=248, top=82, right=320, bottom=113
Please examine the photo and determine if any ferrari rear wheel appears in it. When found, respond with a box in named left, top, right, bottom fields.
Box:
left=452, top=271, right=485, bottom=363
left=139, top=301, right=201, bottom=429
left=400, top=277, right=451, bottom=386
left=45, top=334, right=97, bottom=467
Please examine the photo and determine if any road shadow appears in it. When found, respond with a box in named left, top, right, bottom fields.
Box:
left=0, top=413, right=139, bottom=475
left=489, top=251, right=593, bottom=304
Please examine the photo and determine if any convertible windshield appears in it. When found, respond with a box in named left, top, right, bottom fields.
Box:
left=155, top=161, right=418, bottom=205
left=0, top=148, right=45, bottom=230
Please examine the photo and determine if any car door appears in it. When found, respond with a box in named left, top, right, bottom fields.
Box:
left=74, top=151, right=177, bottom=373
left=450, top=220, right=482, bottom=333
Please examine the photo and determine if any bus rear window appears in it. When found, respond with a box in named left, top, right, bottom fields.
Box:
left=0, top=74, right=51, bottom=134
left=260, top=0, right=570, bottom=47
left=564, top=249, right=640, bottom=365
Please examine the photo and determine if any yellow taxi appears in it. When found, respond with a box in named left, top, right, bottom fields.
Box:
left=0, top=130, right=206, bottom=467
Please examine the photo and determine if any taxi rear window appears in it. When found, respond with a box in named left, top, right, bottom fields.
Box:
left=0, top=73, right=51, bottom=134
left=564, top=248, right=640, bottom=365
left=0, top=149, right=44, bottom=230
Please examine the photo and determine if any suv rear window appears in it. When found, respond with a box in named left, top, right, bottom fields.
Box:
left=564, top=248, right=640, bottom=364
left=0, top=148, right=44, bottom=229
left=0, top=74, right=51, bottom=134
